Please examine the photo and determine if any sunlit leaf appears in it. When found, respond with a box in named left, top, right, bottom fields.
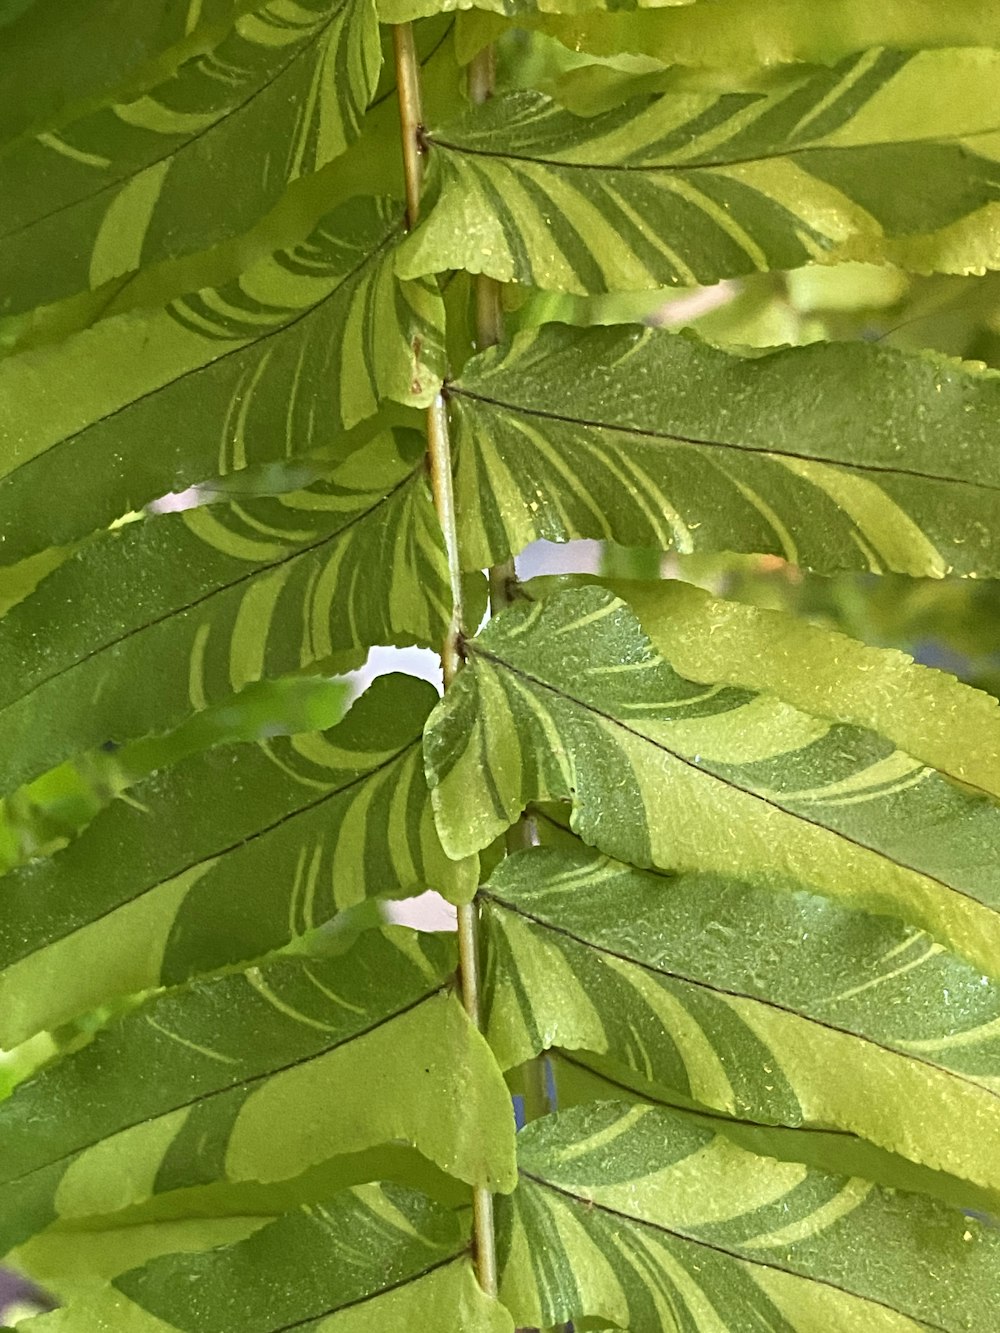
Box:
left=499, top=1101, right=1000, bottom=1331
left=484, top=840, right=1000, bottom=1192
left=426, top=584, right=1000, bottom=976
left=26, top=1183, right=513, bottom=1332
left=399, top=51, right=1000, bottom=291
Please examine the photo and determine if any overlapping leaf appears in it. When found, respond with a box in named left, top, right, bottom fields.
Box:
left=0, top=430, right=465, bottom=796
left=0, top=0, right=381, bottom=318
left=484, top=841, right=1000, bottom=1191
left=380, top=0, right=699, bottom=19
left=517, top=0, right=1000, bottom=76
left=27, top=1183, right=513, bottom=1333
left=0, top=927, right=517, bottom=1258
left=399, top=49, right=1000, bottom=291
left=607, top=577, right=1000, bottom=797
left=0, top=196, right=443, bottom=564
left=0, top=674, right=476, bottom=1047
left=450, top=323, right=1000, bottom=577
left=425, top=585, right=1000, bottom=975
left=0, top=1, right=248, bottom=144
left=499, top=1101, right=1000, bottom=1331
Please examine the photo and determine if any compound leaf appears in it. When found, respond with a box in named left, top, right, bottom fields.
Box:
left=0, top=927, right=517, bottom=1257
left=0, top=0, right=381, bottom=317
left=425, top=584, right=1000, bottom=976
left=400, top=51, right=1000, bottom=291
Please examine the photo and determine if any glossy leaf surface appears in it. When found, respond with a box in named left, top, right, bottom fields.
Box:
left=451, top=323, right=1000, bottom=577
left=28, top=1184, right=513, bottom=1333
left=0, top=927, right=517, bottom=1257
left=499, top=1102, right=1000, bottom=1331
left=426, top=585, right=1000, bottom=974
left=484, top=841, right=1000, bottom=1190
left=400, top=51, right=1000, bottom=291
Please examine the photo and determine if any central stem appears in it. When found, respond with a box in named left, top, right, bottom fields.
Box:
left=393, top=21, right=498, bottom=1298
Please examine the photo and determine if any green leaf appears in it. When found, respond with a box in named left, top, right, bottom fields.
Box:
left=0, top=0, right=381, bottom=318
left=0, top=430, right=463, bottom=795
left=0, top=195, right=443, bottom=564
left=399, top=51, right=1000, bottom=292
left=521, top=0, right=1000, bottom=76
left=484, top=841, right=1000, bottom=1192
left=0, top=926, right=517, bottom=1256
left=607, top=577, right=1000, bottom=799
left=0, top=673, right=476, bottom=1047
left=499, top=1101, right=1000, bottom=1331
left=27, top=1183, right=513, bottom=1332
left=0, top=1, right=248, bottom=143
left=450, top=322, right=1000, bottom=577
left=425, top=584, right=1000, bottom=976
left=379, top=0, right=699, bottom=21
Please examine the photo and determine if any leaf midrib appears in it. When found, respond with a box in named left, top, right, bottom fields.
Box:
left=1, top=0, right=346, bottom=243
left=472, top=645, right=1000, bottom=923
left=2, top=984, right=449, bottom=1188
left=484, top=892, right=1000, bottom=1103
left=0, top=463, right=419, bottom=717
left=427, top=123, right=1000, bottom=176
left=3, top=737, right=421, bottom=968
left=267, top=1251, right=468, bottom=1333
left=519, top=1172, right=951, bottom=1333
left=0, top=215, right=402, bottom=494
left=449, top=386, right=1000, bottom=493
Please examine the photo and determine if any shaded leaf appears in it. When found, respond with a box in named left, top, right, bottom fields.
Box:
left=0, top=674, right=475, bottom=1047
left=499, top=1101, right=1000, bottom=1331
left=484, top=841, right=1000, bottom=1192
left=450, top=322, right=1000, bottom=577
left=399, top=52, right=1000, bottom=292
left=0, top=0, right=381, bottom=317
left=425, top=584, right=1000, bottom=975
left=0, top=927, right=517, bottom=1257
left=0, top=431, right=463, bottom=795
left=0, top=195, right=443, bottom=564
left=27, top=1183, right=513, bottom=1332
left=0, top=1, right=247, bottom=144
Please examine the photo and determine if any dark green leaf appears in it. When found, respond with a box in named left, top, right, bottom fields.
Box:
left=451, top=323, right=1000, bottom=577
left=499, top=1101, right=1000, bottom=1331
left=0, top=673, right=476, bottom=1046
left=0, top=431, right=465, bottom=795
left=0, top=196, right=443, bottom=563
left=0, top=927, right=517, bottom=1256
left=0, top=0, right=381, bottom=317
